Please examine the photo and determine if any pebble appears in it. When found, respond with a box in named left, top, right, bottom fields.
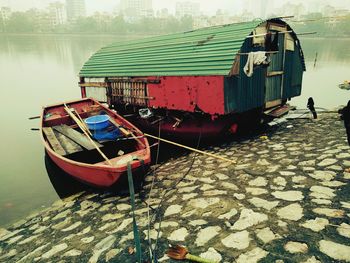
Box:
left=105, top=248, right=122, bottom=262
left=249, top=197, right=279, bottom=211
left=309, top=170, right=336, bottom=181
left=218, top=208, right=238, bottom=220
left=317, top=158, right=337, bottom=167
left=311, top=199, right=332, bottom=205
left=313, top=208, right=344, bottom=218
left=337, top=223, right=350, bottom=238
left=221, top=230, right=250, bottom=249
left=41, top=243, right=68, bottom=259
left=61, top=221, right=82, bottom=232
left=188, top=197, right=220, bottom=209
left=88, top=235, right=116, bottom=263
left=221, top=182, right=238, bottom=190
left=195, top=226, right=221, bottom=246
left=168, top=227, right=188, bottom=241
left=310, top=186, right=335, bottom=199
left=246, top=187, right=268, bottom=195
left=284, top=241, right=308, bottom=253
left=199, top=247, right=222, bottom=262
left=256, top=227, right=279, bottom=243
left=18, top=234, right=40, bottom=245
left=81, top=236, right=95, bottom=244
left=302, top=256, right=321, bottom=263
left=236, top=247, right=268, bottom=263
left=319, top=240, right=350, bottom=261
left=273, top=177, right=287, bottom=187
left=164, top=205, right=182, bottom=216
left=248, top=177, right=268, bottom=187
left=277, top=203, right=303, bottom=221
left=189, top=219, right=207, bottom=226
left=272, top=190, right=304, bottom=201
left=63, top=249, right=82, bottom=257
left=301, top=218, right=329, bottom=232
left=231, top=209, right=268, bottom=230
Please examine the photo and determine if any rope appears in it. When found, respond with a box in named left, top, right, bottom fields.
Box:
left=146, top=121, right=162, bottom=263
left=127, top=162, right=142, bottom=263
left=150, top=129, right=202, bottom=262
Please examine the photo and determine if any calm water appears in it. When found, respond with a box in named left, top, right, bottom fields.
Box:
left=0, top=35, right=349, bottom=227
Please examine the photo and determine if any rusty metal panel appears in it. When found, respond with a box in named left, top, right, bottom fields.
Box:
left=147, top=76, right=225, bottom=115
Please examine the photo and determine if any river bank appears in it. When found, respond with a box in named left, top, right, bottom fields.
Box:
left=1, top=112, right=350, bottom=262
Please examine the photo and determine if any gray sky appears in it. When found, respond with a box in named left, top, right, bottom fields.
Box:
left=1, top=0, right=350, bottom=15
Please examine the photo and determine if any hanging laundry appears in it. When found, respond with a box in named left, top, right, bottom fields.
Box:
left=243, top=51, right=270, bottom=77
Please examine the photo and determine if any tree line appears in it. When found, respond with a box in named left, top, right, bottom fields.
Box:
left=1, top=9, right=350, bottom=37
left=0, top=9, right=193, bottom=34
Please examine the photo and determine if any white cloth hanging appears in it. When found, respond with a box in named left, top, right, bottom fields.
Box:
left=243, top=51, right=269, bottom=77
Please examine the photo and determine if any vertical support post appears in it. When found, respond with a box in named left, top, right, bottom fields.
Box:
left=80, top=77, right=86, bottom=98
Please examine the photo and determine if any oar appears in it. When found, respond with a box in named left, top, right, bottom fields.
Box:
left=28, top=116, right=40, bottom=120
left=63, top=105, right=112, bottom=166
left=144, top=133, right=236, bottom=164
left=64, top=104, right=92, bottom=136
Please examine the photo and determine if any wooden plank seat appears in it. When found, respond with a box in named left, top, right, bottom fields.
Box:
left=53, top=124, right=102, bottom=150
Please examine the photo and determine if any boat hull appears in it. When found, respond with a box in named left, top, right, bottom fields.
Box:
left=41, top=98, right=151, bottom=188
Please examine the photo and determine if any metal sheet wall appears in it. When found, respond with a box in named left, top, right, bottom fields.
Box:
left=283, top=45, right=303, bottom=99
left=224, top=37, right=266, bottom=113
left=265, top=32, right=285, bottom=102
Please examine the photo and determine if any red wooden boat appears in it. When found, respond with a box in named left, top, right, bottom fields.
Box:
left=40, top=98, right=151, bottom=188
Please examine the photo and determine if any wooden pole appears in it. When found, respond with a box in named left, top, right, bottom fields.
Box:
left=144, top=133, right=236, bottom=164
left=64, top=104, right=92, bottom=136
left=64, top=106, right=113, bottom=166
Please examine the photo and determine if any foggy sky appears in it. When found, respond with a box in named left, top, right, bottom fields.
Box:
left=1, top=0, right=350, bottom=16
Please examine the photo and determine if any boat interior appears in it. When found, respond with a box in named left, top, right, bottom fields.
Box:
left=42, top=99, right=145, bottom=165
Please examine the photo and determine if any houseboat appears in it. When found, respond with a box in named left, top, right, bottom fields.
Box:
left=78, top=18, right=305, bottom=139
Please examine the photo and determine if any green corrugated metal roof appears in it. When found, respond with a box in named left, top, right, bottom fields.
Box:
left=80, top=20, right=264, bottom=77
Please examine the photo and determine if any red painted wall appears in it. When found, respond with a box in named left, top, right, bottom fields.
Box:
left=147, top=76, right=225, bottom=115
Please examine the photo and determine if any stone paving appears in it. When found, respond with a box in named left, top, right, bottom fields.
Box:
left=1, top=113, right=350, bottom=262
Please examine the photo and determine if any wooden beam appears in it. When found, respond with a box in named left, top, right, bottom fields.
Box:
left=78, top=82, right=108, bottom=87
left=42, top=127, right=66, bottom=156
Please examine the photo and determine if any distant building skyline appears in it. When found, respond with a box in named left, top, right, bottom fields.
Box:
left=0, top=0, right=349, bottom=19
left=175, top=1, right=200, bottom=18
left=48, top=1, right=66, bottom=25
left=66, top=0, right=86, bottom=21
left=119, top=0, right=153, bottom=21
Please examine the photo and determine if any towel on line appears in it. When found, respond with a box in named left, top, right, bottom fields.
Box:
left=243, top=51, right=270, bottom=77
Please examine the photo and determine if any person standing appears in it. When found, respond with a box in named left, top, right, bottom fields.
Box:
left=340, top=100, right=350, bottom=146
left=307, top=97, right=317, bottom=119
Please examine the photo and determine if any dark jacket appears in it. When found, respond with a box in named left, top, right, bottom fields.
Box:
left=340, top=101, right=350, bottom=126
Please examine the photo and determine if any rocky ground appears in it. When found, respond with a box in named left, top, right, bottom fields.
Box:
left=1, top=112, right=350, bottom=263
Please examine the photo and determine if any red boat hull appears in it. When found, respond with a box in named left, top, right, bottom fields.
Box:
left=41, top=98, right=151, bottom=188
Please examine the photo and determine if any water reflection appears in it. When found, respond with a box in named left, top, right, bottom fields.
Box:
left=44, top=153, right=90, bottom=199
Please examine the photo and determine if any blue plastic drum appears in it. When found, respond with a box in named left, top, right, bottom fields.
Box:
left=84, top=115, right=110, bottom=130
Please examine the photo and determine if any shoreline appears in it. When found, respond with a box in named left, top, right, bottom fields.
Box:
left=1, top=112, right=349, bottom=262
